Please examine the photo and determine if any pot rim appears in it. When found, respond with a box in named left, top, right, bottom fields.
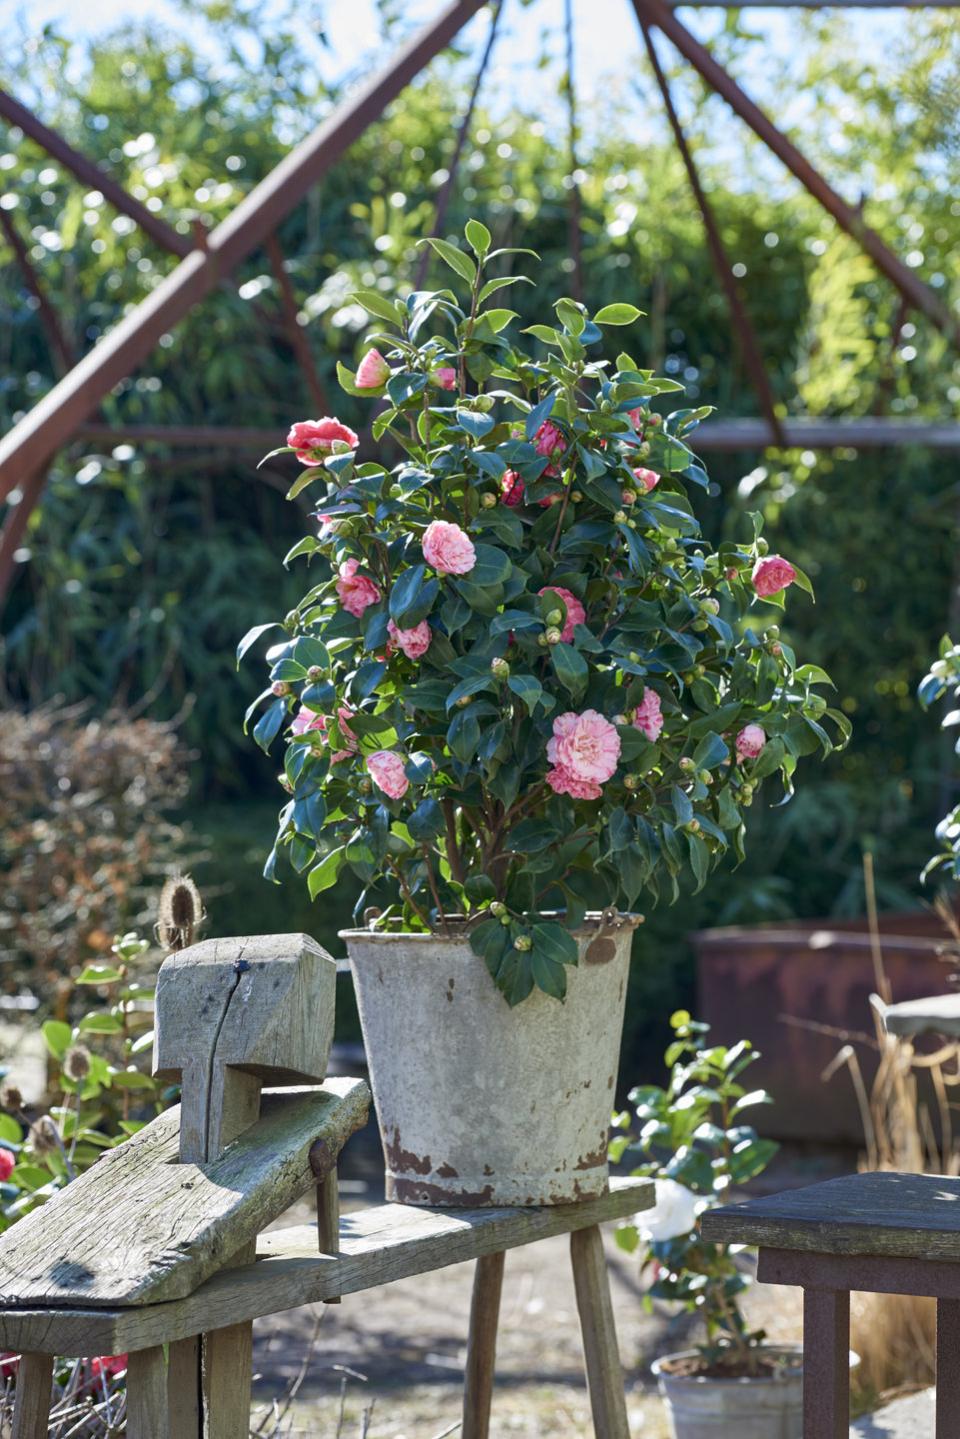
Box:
left=340, top=910, right=643, bottom=944
left=651, top=1342, right=860, bottom=1384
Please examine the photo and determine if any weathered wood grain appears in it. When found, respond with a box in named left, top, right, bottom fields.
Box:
left=316, top=1166, right=340, bottom=1304
left=702, top=1172, right=960, bottom=1258
left=154, top=934, right=337, bottom=1164
left=203, top=1319, right=253, bottom=1439
left=11, top=1353, right=52, bottom=1439
left=461, top=1252, right=504, bottom=1439
left=570, top=1225, right=631, bottom=1439
left=0, top=1080, right=369, bottom=1308
left=0, top=1177, right=653, bottom=1356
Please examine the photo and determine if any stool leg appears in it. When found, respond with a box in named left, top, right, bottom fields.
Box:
left=462, top=1251, right=505, bottom=1439
left=803, top=1288, right=849, bottom=1439
left=204, top=1321, right=253, bottom=1439
left=11, top=1353, right=53, bottom=1439
left=127, top=1339, right=201, bottom=1439
left=937, top=1298, right=960, bottom=1438
left=569, top=1225, right=630, bottom=1439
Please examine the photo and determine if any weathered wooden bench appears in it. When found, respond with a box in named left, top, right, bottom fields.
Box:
left=0, top=934, right=652, bottom=1438
left=703, top=1171, right=960, bottom=1439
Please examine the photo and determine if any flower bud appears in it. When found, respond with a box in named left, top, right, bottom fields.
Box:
left=271, top=681, right=290, bottom=697
left=546, top=627, right=562, bottom=646
left=513, top=935, right=532, bottom=952
left=457, top=694, right=472, bottom=707
left=613, top=714, right=628, bottom=727
left=637, top=441, right=651, bottom=459
left=571, top=490, right=583, bottom=502
left=481, top=492, right=497, bottom=508
left=491, top=657, right=510, bottom=679
left=771, top=642, right=783, bottom=657
left=698, top=770, right=713, bottom=786
left=538, top=634, right=549, bottom=647
left=499, top=914, right=511, bottom=926
left=756, top=538, right=769, bottom=557
left=693, top=618, right=709, bottom=632
left=546, top=609, right=563, bottom=627
left=629, top=651, right=640, bottom=663
left=702, top=598, right=720, bottom=614
left=623, top=774, right=638, bottom=791
left=627, top=518, right=637, bottom=529
left=725, top=567, right=738, bottom=582
left=614, top=510, right=628, bottom=524
left=284, top=610, right=298, bottom=630
left=649, top=413, right=663, bottom=429
left=679, top=757, right=695, bottom=772
left=359, top=777, right=372, bottom=794
left=622, top=490, right=637, bottom=506
left=687, top=819, right=701, bottom=833
left=307, top=666, right=323, bottom=681
left=490, top=901, right=506, bottom=916
left=766, top=625, right=780, bottom=640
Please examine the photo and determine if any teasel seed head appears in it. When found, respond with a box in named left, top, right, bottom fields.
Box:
left=0, top=1081, right=23, bottom=1114
left=29, top=1116, right=60, bottom=1157
left=64, top=1045, right=92, bottom=1083
left=157, top=874, right=204, bottom=952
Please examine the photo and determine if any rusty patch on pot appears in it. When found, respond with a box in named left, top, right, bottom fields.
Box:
left=390, top=1177, right=495, bottom=1205
left=385, top=1127, right=431, bottom=1176
left=575, top=1142, right=608, bottom=1171
left=585, top=936, right=616, bottom=966
left=437, top=1162, right=459, bottom=1179
left=445, top=977, right=455, bottom=1003
left=483, top=1164, right=494, bottom=1176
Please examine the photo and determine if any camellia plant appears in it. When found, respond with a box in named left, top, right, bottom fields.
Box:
left=919, top=636, right=960, bottom=884
left=240, top=221, right=848, bottom=1006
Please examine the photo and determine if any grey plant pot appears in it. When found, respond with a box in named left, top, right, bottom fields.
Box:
left=340, top=914, right=639, bottom=1206
left=653, top=1346, right=805, bottom=1439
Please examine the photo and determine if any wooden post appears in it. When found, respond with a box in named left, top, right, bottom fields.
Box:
left=11, top=1353, right=53, bottom=1439
left=802, top=1288, right=849, bottom=1439
left=127, top=1341, right=202, bottom=1439
left=316, top=1163, right=341, bottom=1303
left=462, top=1251, right=505, bottom=1439
left=146, top=934, right=338, bottom=1436
left=569, top=1225, right=630, bottom=1439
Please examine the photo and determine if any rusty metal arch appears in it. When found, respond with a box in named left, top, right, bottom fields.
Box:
left=1, top=0, right=957, bottom=604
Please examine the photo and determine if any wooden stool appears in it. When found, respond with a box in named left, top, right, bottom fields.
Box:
left=0, top=933, right=651, bottom=1437
left=703, top=1171, right=960, bottom=1439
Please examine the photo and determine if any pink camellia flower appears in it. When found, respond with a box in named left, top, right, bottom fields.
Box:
left=291, top=706, right=324, bottom=737
left=628, top=407, right=646, bottom=431
left=433, top=366, right=457, bottom=391
left=355, top=348, right=390, bottom=390
left=538, top=586, right=586, bottom=644
left=291, top=706, right=357, bottom=763
left=752, top=554, right=797, bottom=598
left=317, top=514, right=342, bottom=537
left=367, top=750, right=409, bottom=800
left=387, top=618, right=432, bottom=660
left=336, top=557, right=381, bottom=618
left=422, top=520, right=476, bottom=575
left=0, top=1149, right=13, bottom=1183
left=634, top=688, right=664, bottom=742
left=546, top=766, right=603, bottom=801
left=534, top=419, right=568, bottom=476
left=287, top=418, right=359, bottom=465
left=547, top=710, right=621, bottom=787
left=633, top=467, right=660, bottom=494
left=501, top=470, right=525, bottom=507
left=736, top=723, right=767, bottom=761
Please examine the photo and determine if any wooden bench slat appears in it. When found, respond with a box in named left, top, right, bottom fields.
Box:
left=702, top=1172, right=960, bottom=1259
left=0, top=1176, right=653, bottom=1356
left=0, top=1079, right=369, bottom=1309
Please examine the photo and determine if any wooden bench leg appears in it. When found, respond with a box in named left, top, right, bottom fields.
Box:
left=462, top=1251, right=505, bottom=1439
left=127, top=1338, right=201, bottom=1439
left=204, top=1320, right=253, bottom=1439
left=937, top=1298, right=960, bottom=1438
left=11, top=1353, right=53, bottom=1439
left=570, top=1225, right=630, bottom=1439
left=803, top=1288, right=849, bottom=1439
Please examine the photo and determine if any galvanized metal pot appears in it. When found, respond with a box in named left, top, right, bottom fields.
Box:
left=652, top=1347, right=804, bottom=1439
left=341, top=913, right=638, bottom=1207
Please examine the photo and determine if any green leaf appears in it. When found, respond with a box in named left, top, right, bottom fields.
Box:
left=469, top=918, right=510, bottom=977
left=692, top=732, right=729, bottom=771
left=253, top=699, right=286, bottom=752
left=352, top=288, right=404, bottom=326
left=531, top=922, right=579, bottom=968
left=407, top=798, right=445, bottom=842
left=308, top=847, right=344, bottom=898
left=465, top=218, right=491, bottom=257
left=447, top=708, right=481, bottom=763
left=0, top=1115, right=22, bottom=1144
left=551, top=642, right=588, bottom=696
left=75, top=965, right=123, bottom=985
left=594, top=303, right=645, bottom=325
left=42, top=1021, right=72, bottom=1060
left=78, top=1012, right=124, bottom=1034
left=469, top=543, right=512, bottom=586
left=237, top=622, right=278, bottom=667
left=418, top=237, right=477, bottom=284
left=728, top=1136, right=779, bottom=1184
left=390, top=564, right=439, bottom=627
left=457, top=408, right=495, bottom=440
left=507, top=673, right=546, bottom=716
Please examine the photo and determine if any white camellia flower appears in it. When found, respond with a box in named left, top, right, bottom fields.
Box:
left=637, top=1179, right=701, bottom=1243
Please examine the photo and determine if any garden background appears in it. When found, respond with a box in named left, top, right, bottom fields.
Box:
left=2, top=0, right=957, bottom=1076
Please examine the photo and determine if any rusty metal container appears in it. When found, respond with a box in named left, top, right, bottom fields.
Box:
left=340, top=915, right=638, bottom=1206
left=695, top=912, right=950, bottom=1144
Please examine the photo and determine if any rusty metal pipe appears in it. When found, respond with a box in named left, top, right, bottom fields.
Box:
left=0, top=0, right=488, bottom=514
left=632, top=0, right=960, bottom=349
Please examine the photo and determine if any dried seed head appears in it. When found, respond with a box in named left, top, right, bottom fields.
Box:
left=0, top=1081, right=23, bottom=1113
left=64, top=1045, right=92, bottom=1082
left=29, top=1116, right=60, bottom=1157
left=157, top=874, right=204, bottom=952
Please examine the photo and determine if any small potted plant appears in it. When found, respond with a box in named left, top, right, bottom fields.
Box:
left=613, top=1012, right=803, bottom=1437
left=240, top=221, right=846, bottom=1207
